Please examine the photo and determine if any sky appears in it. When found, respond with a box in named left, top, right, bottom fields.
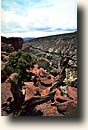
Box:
left=1, top=0, right=77, bottom=38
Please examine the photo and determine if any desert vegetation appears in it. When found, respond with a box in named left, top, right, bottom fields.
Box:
left=1, top=32, right=78, bottom=116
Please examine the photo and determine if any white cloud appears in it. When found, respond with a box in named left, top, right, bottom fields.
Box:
left=1, top=0, right=77, bottom=37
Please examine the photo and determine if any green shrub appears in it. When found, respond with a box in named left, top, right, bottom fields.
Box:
left=1, top=44, right=14, bottom=53
left=37, top=57, right=50, bottom=70
left=6, top=51, right=33, bottom=75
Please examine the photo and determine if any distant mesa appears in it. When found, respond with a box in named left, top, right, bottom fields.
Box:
left=23, top=37, right=34, bottom=42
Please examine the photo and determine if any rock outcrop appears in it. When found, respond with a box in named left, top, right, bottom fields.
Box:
left=1, top=36, right=23, bottom=51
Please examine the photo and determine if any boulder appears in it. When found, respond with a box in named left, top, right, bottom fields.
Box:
left=36, top=102, right=60, bottom=116
left=40, top=74, right=55, bottom=86
left=39, top=88, right=50, bottom=96
left=56, top=99, right=77, bottom=115
left=57, top=101, right=69, bottom=112
left=67, top=86, right=77, bottom=100
left=24, top=82, right=38, bottom=101
left=63, top=100, right=77, bottom=116
left=54, top=89, right=62, bottom=101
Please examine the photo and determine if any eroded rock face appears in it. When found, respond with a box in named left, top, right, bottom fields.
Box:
left=7, top=37, right=23, bottom=51
left=1, top=36, right=23, bottom=51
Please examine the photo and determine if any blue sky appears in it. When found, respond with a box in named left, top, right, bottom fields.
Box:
left=1, top=0, right=77, bottom=37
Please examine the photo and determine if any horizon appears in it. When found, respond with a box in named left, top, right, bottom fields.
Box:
left=1, top=0, right=77, bottom=38
left=1, top=31, right=77, bottom=39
